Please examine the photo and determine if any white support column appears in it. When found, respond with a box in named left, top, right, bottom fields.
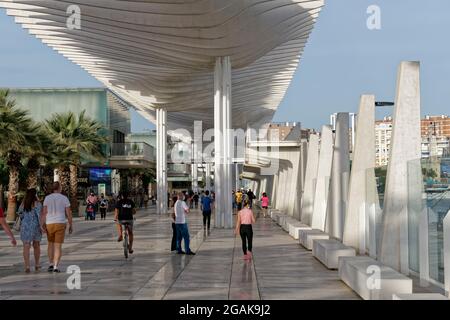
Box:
left=380, top=61, right=421, bottom=274
left=327, top=112, right=350, bottom=240
left=214, top=56, right=233, bottom=228
left=311, top=126, right=334, bottom=231
left=156, top=108, right=168, bottom=215
left=191, top=164, right=198, bottom=193
left=300, top=134, right=319, bottom=225
left=205, top=163, right=211, bottom=191
left=235, top=163, right=240, bottom=191
left=344, top=95, right=376, bottom=253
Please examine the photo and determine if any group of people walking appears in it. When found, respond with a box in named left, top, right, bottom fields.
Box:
left=0, top=183, right=271, bottom=271
left=85, top=192, right=109, bottom=220
left=168, top=188, right=270, bottom=261
left=233, top=188, right=256, bottom=211
left=0, top=182, right=73, bottom=273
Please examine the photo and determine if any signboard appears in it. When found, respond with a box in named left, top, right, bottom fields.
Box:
left=98, top=183, right=106, bottom=196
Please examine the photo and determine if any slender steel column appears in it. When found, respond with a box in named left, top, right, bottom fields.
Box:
left=214, top=56, right=233, bottom=228
left=156, top=108, right=168, bottom=214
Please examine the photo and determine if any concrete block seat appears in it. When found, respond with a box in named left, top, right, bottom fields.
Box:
left=270, top=211, right=280, bottom=222
left=276, top=214, right=288, bottom=227
left=288, top=222, right=312, bottom=240
left=299, top=229, right=329, bottom=250
left=339, top=256, right=413, bottom=300
left=270, top=209, right=282, bottom=221
left=312, top=239, right=356, bottom=269
left=282, top=216, right=299, bottom=232
left=393, top=293, right=448, bottom=300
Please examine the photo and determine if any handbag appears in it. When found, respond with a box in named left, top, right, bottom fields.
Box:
left=13, top=215, right=21, bottom=232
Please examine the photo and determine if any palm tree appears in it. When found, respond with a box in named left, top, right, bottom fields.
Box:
left=24, top=128, right=55, bottom=189
left=0, top=89, right=39, bottom=221
left=45, top=111, right=108, bottom=211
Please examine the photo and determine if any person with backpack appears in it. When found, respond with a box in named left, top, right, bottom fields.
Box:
left=99, top=194, right=108, bottom=220
left=200, top=190, right=212, bottom=231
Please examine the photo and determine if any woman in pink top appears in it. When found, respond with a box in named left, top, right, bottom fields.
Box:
left=261, top=192, right=269, bottom=218
left=234, top=200, right=256, bottom=260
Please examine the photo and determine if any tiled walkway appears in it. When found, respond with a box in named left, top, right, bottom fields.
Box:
left=0, top=207, right=358, bottom=300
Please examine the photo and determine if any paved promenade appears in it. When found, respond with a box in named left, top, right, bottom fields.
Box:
left=0, top=207, right=359, bottom=300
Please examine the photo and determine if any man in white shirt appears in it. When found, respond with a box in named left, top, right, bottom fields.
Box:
left=174, top=192, right=195, bottom=255
left=40, top=182, right=73, bottom=273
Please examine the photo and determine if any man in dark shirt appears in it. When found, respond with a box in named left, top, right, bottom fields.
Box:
left=114, top=191, right=136, bottom=254
left=201, top=190, right=213, bottom=230
left=247, top=189, right=255, bottom=209
left=193, top=193, right=199, bottom=209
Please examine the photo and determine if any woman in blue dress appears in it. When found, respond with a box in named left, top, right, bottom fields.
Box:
left=18, top=189, right=42, bottom=273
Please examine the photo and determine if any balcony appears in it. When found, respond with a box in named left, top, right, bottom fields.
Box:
left=109, top=142, right=156, bottom=168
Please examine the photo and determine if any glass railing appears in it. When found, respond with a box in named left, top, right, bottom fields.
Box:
left=407, top=157, right=450, bottom=284
left=110, top=143, right=155, bottom=161
left=365, top=165, right=386, bottom=258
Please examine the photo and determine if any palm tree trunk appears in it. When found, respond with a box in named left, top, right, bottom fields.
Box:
left=27, top=170, right=38, bottom=189
left=42, top=166, right=54, bottom=195
left=58, top=165, right=70, bottom=196
left=6, top=166, right=19, bottom=222
left=69, top=164, right=79, bottom=212
left=0, top=184, right=4, bottom=211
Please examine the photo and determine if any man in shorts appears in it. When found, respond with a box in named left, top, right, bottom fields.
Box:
left=40, top=182, right=73, bottom=273
left=114, top=191, right=136, bottom=254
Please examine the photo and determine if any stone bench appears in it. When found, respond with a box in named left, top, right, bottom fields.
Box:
left=299, top=229, right=329, bottom=250
left=282, top=217, right=299, bottom=232
left=393, top=293, right=448, bottom=300
left=338, top=256, right=413, bottom=300
left=276, top=214, right=288, bottom=227
left=270, top=210, right=282, bottom=221
left=288, top=222, right=312, bottom=240
left=269, top=209, right=281, bottom=217
left=312, top=239, right=356, bottom=269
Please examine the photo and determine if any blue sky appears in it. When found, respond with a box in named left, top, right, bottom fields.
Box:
left=1, top=0, right=450, bottom=132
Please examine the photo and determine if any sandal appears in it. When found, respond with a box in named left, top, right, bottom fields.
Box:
left=35, top=265, right=41, bottom=272
left=25, top=268, right=31, bottom=273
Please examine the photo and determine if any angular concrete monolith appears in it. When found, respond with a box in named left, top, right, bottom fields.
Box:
left=343, top=95, right=376, bottom=253
left=300, top=134, right=319, bottom=225
left=295, top=140, right=308, bottom=220
left=380, top=61, right=422, bottom=274
left=311, top=126, right=334, bottom=231
left=326, top=113, right=350, bottom=240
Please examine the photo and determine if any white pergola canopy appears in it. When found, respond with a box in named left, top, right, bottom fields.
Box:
left=1, top=0, right=324, bottom=130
